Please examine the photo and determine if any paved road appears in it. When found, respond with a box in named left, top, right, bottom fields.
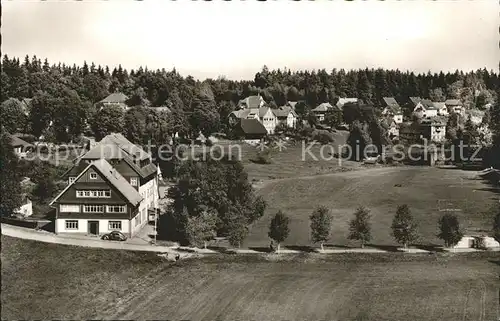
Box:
left=1, top=223, right=184, bottom=254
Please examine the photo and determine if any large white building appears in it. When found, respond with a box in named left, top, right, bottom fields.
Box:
left=50, top=133, right=159, bottom=238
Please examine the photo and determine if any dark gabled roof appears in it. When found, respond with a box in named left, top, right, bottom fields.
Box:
left=82, top=133, right=151, bottom=161
left=312, top=102, right=334, bottom=112
left=239, top=118, right=267, bottom=135
left=50, top=159, right=143, bottom=207
left=8, top=135, right=33, bottom=148
left=420, top=99, right=438, bottom=110
left=100, top=92, right=129, bottom=104
left=445, top=99, right=462, bottom=106
left=409, top=97, right=422, bottom=106
left=239, top=95, right=265, bottom=109
left=382, top=97, right=400, bottom=108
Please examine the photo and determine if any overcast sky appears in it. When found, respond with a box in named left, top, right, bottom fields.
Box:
left=3, top=0, right=498, bottom=80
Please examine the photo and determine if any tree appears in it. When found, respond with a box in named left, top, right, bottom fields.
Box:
left=0, top=98, right=28, bottom=134
left=0, top=132, right=23, bottom=217
left=437, top=213, right=464, bottom=248
left=90, top=105, right=125, bottom=140
left=348, top=206, right=372, bottom=248
left=226, top=210, right=249, bottom=248
left=391, top=204, right=419, bottom=248
left=123, top=107, right=147, bottom=144
left=185, top=210, right=218, bottom=249
left=268, top=210, right=290, bottom=253
left=309, top=206, right=333, bottom=251
left=492, top=211, right=500, bottom=243
left=429, top=88, right=446, bottom=102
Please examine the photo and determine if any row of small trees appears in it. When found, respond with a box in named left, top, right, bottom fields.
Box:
left=267, top=205, right=498, bottom=252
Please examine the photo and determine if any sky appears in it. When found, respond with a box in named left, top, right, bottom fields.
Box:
left=3, top=0, right=498, bottom=80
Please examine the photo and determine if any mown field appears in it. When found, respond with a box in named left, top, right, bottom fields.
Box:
left=246, top=166, right=499, bottom=248
left=2, top=236, right=499, bottom=321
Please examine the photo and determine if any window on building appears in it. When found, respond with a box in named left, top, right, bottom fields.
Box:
left=106, top=205, right=126, bottom=213
left=83, top=205, right=104, bottom=213
left=69, top=177, right=76, bottom=184
left=60, top=205, right=80, bottom=213
left=90, top=172, right=98, bottom=179
left=130, top=177, right=138, bottom=186
left=65, top=220, right=78, bottom=230
left=76, top=190, right=111, bottom=198
left=108, top=221, right=122, bottom=230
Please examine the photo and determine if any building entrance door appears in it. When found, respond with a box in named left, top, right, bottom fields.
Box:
left=88, top=221, right=99, bottom=236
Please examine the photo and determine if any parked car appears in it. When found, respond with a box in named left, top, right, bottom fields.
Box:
left=102, top=231, right=127, bottom=241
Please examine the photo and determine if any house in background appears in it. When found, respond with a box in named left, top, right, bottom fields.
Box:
left=336, top=98, right=358, bottom=110
left=311, top=102, right=335, bottom=122
left=233, top=118, right=268, bottom=144
left=445, top=99, right=464, bottom=115
left=382, top=118, right=400, bottom=139
left=97, top=92, right=130, bottom=112
left=413, top=99, right=438, bottom=118
left=399, top=122, right=423, bottom=143
left=381, top=97, right=403, bottom=124
left=229, top=106, right=278, bottom=134
left=146, top=106, right=171, bottom=114
left=433, top=102, right=449, bottom=116
left=51, top=133, right=160, bottom=237
left=15, top=195, right=33, bottom=217
left=273, top=106, right=297, bottom=128
left=421, top=117, right=447, bottom=143
left=237, top=95, right=266, bottom=109
left=8, top=135, right=34, bottom=158
left=285, top=101, right=298, bottom=111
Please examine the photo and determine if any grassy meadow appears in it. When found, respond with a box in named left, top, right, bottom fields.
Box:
left=2, top=236, right=499, bottom=321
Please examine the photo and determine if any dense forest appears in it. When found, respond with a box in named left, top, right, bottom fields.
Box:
left=1, top=54, right=499, bottom=145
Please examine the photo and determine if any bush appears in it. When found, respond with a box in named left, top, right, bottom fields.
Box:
left=205, top=138, right=213, bottom=147
left=313, top=130, right=334, bottom=144
left=250, top=149, right=273, bottom=164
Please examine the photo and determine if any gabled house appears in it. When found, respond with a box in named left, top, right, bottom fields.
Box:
left=8, top=135, right=34, bottom=158
left=273, top=106, right=297, bottom=128
left=336, top=98, right=358, bottom=110
left=53, top=133, right=160, bottom=237
left=399, top=122, right=423, bottom=143
left=413, top=99, right=438, bottom=118
left=97, top=92, right=130, bottom=112
left=15, top=195, right=33, bottom=217
left=311, top=103, right=337, bottom=122
left=421, top=117, right=447, bottom=143
left=285, top=101, right=298, bottom=111
left=238, top=95, right=266, bottom=109
left=233, top=118, right=267, bottom=143
left=433, top=102, right=449, bottom=116
left=229, top=107, right=278, bottom=134
left=445, top=99, right=464, bottom=115
left=381, top=97, right=403, bottom=124
left=382, top=117, right=400, bottom=139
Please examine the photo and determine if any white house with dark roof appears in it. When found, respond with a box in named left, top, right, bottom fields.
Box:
left=381, top=97, right=403, bottom=124
left=273, top=106, right=297, bottom=128
left=413, top=99, right=438, bottom=118
left=97, top=92, right=130, bottom=111
left=51, top=133, right=160, bottom=237
left=445, top=99, right=464, bottom=115
left=312, top=102, right=341, bottom=122
left=229, top=106, right=278, bottom=134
